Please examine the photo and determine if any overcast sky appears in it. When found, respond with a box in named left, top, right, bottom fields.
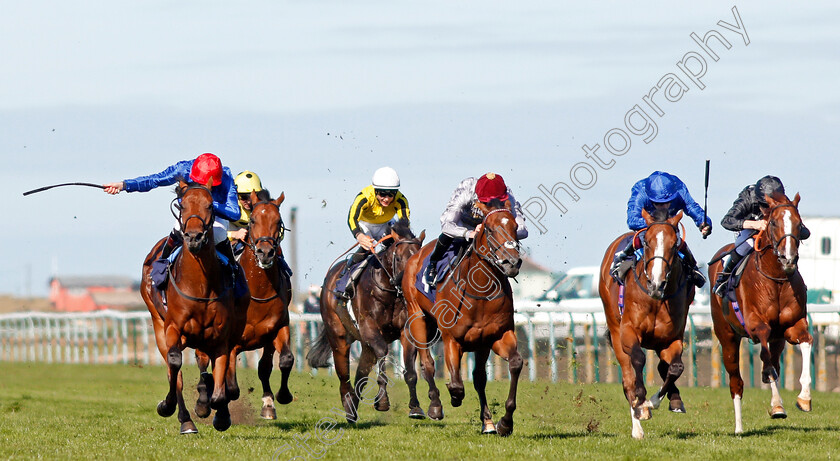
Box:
left=2, top=1, right=838, bottom=297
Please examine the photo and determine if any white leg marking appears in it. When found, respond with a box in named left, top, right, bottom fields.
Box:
left=799, top=342, right=812, bottom=401
left=650, top=386, right=664, bottom=410
left=734, top=394, right=743, bottom=434
left=769, top=378, right=784, bottom=408
left=631, top=407, right=644, bottom=440
left=262, top=395, right=275, bottom=408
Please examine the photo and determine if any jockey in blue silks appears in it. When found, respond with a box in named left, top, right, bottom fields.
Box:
left=610, top=171, right=712, bottom=287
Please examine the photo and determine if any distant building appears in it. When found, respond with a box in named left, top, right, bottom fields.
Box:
left=799, top=216, right=840, bottom=303
left=49, top=276, right=144, bottom=311
left=511, top=255, right=562, bottom=301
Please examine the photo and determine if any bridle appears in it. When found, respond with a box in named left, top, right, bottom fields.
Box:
left=473, top=208, right=521, bottom=273
left=245, top=199, right=288, bottom=255
left=170, top=184, right=215, bottom=243
left=370, top=236, right=422, bottom=297
left=632, top=221, right=687, bottom=299
left=752, top=202, right=801, bottom=283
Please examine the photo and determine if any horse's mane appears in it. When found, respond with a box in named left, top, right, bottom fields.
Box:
left=650, top=208, right=670, bottom=223
left=390, top=218, right=415, bottom=239
left=255, top=189, right=271, bottom=203
left=485, top=198, right=508, bottom=210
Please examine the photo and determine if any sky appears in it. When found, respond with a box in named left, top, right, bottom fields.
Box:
left=2, top=1, right=839, bottom=297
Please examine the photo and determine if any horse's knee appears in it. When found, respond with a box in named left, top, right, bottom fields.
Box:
left=167, top=348, right=182, bottom=368
left=278, top=350, right=294, bottom=369
left=508, top=354, right=523, bottom=374
left=669, top=361, right=684, bottom=377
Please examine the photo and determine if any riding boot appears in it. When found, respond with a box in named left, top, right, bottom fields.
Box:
left=425, top=235, right=452, bottom=285
left=610, top=241, right=635, bottom=284
left=680, top=246, right=706, bottom=288
left=714, top=252, right=744, bottom=297
left=343, top=257, right=369, bottom=300
left=160, top=230, right=182, bottom=260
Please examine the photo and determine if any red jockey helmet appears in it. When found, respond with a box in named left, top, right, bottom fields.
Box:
left=190, top=153, right=223, bottom=187
left=475, top=172, right=509, bottom=203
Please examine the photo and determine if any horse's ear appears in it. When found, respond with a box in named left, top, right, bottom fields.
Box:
left=205, top=178, right=213, bottom=190
left=178, top=179, right=188, bottom=190
left=275, top=191, right=285, bottom=206
left=390, top=229, right=400, bottom=242
left=793, top=192, right=801, bottom=207
left=475, top=200, right=490, bottom=216
left=418, top=229, right=426, bottom=244
left=764, top=194, right=779, bottom=208
left=668, top=210, right=683, bottom=226
left=642, top=208, right=654, bottom=225
left=250, top=191, right=259, bottom=205
left=504, top=199, right=513, bottom=210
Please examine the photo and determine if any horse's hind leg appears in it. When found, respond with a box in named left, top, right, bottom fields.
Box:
left=443, top=337, right=465, bottom=407
left=786, top=319, right=813, bottom=412
left=472, top=348, right=495, bottom=434
left=400, top=334, right=425, bottom=419
left=332, top=340, right=358, bottom=423
left=258, top=345, right=277, bottom=420
left=194, top=350, right=213, bottom=418
left=491, top=330, right=522, bottom=437
left=653, top=340, right=686, bottom=413
left=274, top=325, right=295, bottom=405
left=715, top=324, right=745, bottom=434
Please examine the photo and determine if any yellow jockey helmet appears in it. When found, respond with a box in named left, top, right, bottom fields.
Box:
left=235, top=171, right=263, bottom=194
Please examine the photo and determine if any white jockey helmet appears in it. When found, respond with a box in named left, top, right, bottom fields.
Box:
left=371, top=167, right=400, bottom=190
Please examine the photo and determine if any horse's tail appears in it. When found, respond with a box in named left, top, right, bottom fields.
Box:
left=306, top=325, right=332, bottom=368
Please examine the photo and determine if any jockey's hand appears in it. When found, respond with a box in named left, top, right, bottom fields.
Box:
left=230, top=228, right=248, bottom=241
left=700, top=224, right=712, bottom=237
left=356, top=233, right=375, bottom=251
left=466, top=224, right=483, bottom=240
left=103, top=181, right=124, bottom=195
left=745, top=220, right=767, bottom=231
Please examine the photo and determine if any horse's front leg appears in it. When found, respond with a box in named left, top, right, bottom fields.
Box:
left=472, top=348, right=495, bottom=434
left=158, top=325, right=196, bottom=434
left=210, top=350, right=232, bottom=431
left=785, top=318, right=813, bottom=412
left=274, top=325, right=295, bottom=405
left=258, top=344, right=277, bottom=419
left=652, top=339, right=686, bottom=413
left=194, top=350, right=213, bottom=418
left=768, top=338, right=787, bottom=419
left=753, top=322, right=786, bottom=418
left=225, top=345, right=241, bottom=402
left=405, top=310, right=442, bottom=419
left=491, top=330, right=522, bottom=437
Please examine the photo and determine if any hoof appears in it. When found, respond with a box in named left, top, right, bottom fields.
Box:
left=450, top=396, right=463, bottom=408
left=769, top=405, right=787, bottom=419
left=261, top=406, right=277, bottom=420
left=670, top=400, right=686, bottom=413
left=496, top=418, right=513, bottom=437
left=276, top=389, right=293, bottom=405
left=796, top=397, right=812, bottom=412
left=482, top=420, right=497, bottom=434
left=213, top=411, right=232, bottom=431
left=428, top=405, right=444, bottom=421
left=635, top=405, right=652, bottom=421
left=157, top=400, right=175, bottom=418
left=195, top=398, right=211, bottom=419
left=374, top=395, right=390, bottom=412
left=408, top=407, right=426, bottom=419
left=180, top=421, right=198, bottom=434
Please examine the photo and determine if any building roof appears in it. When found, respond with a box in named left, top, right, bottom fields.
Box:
left=90, top=291, right=145, bottom=309
left=51, top=275, right=137, bottom=289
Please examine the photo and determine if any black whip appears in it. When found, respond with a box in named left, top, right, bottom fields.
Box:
left=23, top=182, right=106, bottom=196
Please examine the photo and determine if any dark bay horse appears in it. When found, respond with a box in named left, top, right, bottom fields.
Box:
left=708, top=192, right=811, bottom=434
left=402, top=199, right=523, bottom=436
left=140, top=181, right=249, bottom=434
left=307, top=220, right=426, bottom=423
left=598, top=209, right=692, bottom=439
left=194, top=190, right=294, bottom=421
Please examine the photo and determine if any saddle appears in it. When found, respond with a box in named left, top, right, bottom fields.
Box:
left=415, top=240, right=469, bottom=303
left=150, top=243, right=247, bottom=299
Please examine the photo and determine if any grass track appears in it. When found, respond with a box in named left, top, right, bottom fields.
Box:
left=1, top=362, right=840, bottom=460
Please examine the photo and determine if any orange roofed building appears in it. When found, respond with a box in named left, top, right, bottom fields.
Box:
left=49, top=276, right=144, bottom=311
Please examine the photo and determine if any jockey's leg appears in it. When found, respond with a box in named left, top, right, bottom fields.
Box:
left=611, top=232, right=642, bottom=284
left=340, top=248, right=370, bottom=299
left=160, top=229, right=183, bottom=260
left=679, top=244, right=705, bottom=288
left=425, top=234, right=453, bottom=285
left=713, top=230, right=755, bottom=297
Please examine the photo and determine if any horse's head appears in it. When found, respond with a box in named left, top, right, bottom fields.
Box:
left=761, top=192, right=802, bottom=274
left=474, top=199, right=522, bottom=278
left=384, top=219, right=425, bottom=275
left=641, top=208, right=683, bottom=299
left=247, top=190, right=286, bottom=269
left=175, top=180, right=215, bottom=253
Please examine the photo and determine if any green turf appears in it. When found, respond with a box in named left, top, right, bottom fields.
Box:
left=1, top=361, right=839, bottom=460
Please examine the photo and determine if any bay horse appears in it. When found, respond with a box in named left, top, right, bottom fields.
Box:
left=140, top=181, right=249, bottom=434
left=402, top=199, right=523, bottom=436
left=307, top=220, right=426, bottom=423
left=708, top=192, right=811, bottom=434
left=194, top=190, right=294, bottom=421
left=598, top=209, right=692, bottom=439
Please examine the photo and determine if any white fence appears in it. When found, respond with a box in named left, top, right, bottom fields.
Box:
left=2, top=304, right=839, bottom=390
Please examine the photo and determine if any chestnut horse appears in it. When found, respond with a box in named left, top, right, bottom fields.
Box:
left=598, top=209, right=692, bottom=439
left=307, top=220, right=426, bottom=423
left=708, top=192, right=811, bottom=434
left=194, top=190, right=294, bottom=421
left=402, top=199, right=523, bottom=436
left=141, top=181, right=249, bottom=434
